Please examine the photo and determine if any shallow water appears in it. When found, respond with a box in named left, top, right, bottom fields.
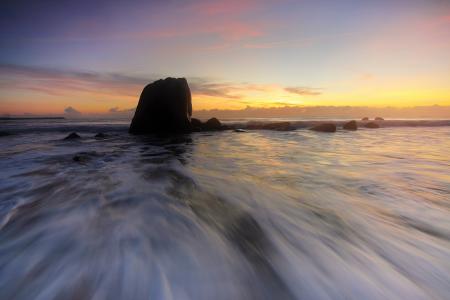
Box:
left=0, top=120, right=449, bottom=299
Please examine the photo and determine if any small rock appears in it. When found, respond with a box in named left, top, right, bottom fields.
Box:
left=95, top=133, right=107, bottom=138
left=190, top=118, right=203, bottom=127
left=310, top=123, right=336, bottom=132
left=190, top=118, right=203, bottom=131
left=361, top=117, right=369, bottom=121
left=365, top=122, right=380, bottom=128
left=64, top=132, right=81, bottom=140
left=234, top=129, right=246, bottom=133
left=263, top=122, right=294, bottom=131
left=375, top=117, right=384, bottom=121
left=203, top=118, right=222, bottom=131
left=343, top=120, right=357, bottom=130
left=73, top=155, right=84, bottom=162
left=247, top=122, right=293, bottom=131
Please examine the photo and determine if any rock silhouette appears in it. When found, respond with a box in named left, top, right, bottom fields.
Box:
left=310, top=123, right=336, bottom=132
left=343, top=120, right=358, bottom=130
left=64, top=132, right=81, bottom=140
left=129, top=78, right=192, bottom=134
left=204, top=118, right=222, bottom=131
left=190, top=118, right=203, bottom=131
left=375, top=117, right=384, bottom=121
left=189, top=117, right=226, bottom=131
left=94, top=133, right=108, bottom=138
left=365, top=122, right=380, bottom=128
left=362, top=117, right=369, bottom=121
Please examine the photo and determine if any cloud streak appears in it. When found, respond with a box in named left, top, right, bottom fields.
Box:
left=285, top=86, right=322, bottom=96
left=0, top=64, right=321, bottom=105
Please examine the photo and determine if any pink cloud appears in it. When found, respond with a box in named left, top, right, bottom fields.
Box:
left=57, top=0, right=273, bottom=46
left=192, top=0, right=256, bottom=16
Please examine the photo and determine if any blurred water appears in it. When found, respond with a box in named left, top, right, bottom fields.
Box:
left=0, top=121, right=449, bottom=299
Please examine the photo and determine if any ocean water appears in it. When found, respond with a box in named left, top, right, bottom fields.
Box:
left=0, top=119, right=449, bottom=300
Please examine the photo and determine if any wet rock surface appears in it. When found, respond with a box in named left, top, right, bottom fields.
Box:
left=365, top=122, right=380, bottom=128
left=343, top=120, right=358, bottom=130
left=310, top=123, right=337, bottom=132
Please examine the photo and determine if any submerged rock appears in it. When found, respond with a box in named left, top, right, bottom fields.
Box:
left=310, top=123, right=336, bottom=133
left=129, top=77, right=192, bottom=134
left=247, top=122, right=294, bottom=131
left=343, top=120, right=357, bottom=130
left=361, top=117, right=369, bottom=121
left=72, top=155, right=87, bottom=163
left=94, top=133, right=107, bottom=138
left=365, top=122, right=380, bottom=128
left=64, top=132, right=81, bottom=140
left=375, top=117, right=384, bottom=121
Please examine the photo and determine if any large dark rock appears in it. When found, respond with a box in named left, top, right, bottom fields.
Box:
left=129, top=78, right=192, bottom=134
left=343, top=120, right=357, bottom=130
left=310, top=123, right=336, bottom=132
left=365, top=122, right=380, bottom=128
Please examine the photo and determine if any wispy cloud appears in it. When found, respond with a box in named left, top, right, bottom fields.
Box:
left=285, top=87, right=321, bottom=96
left=0, top=64, right=148, bottom=98
left=1, top=64, right=320, bottom=99
left=0, top=63, right=322, bottom=113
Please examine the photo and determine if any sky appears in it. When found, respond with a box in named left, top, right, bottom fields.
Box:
left=0, top=0, right=449, bottom=116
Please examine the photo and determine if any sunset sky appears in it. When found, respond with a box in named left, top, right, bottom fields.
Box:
left=0, top=0, right=449, bottom=115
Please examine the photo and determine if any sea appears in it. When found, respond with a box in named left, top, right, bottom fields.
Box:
left=0, top=118, right=449, bottom=300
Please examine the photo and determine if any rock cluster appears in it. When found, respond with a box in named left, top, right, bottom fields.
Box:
left=191, top=117, right=226, bottom=131
left=128, top=78, right=384, bottom=135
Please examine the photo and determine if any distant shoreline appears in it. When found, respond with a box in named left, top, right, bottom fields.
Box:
left=0, top=117, right=65, bottom=120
